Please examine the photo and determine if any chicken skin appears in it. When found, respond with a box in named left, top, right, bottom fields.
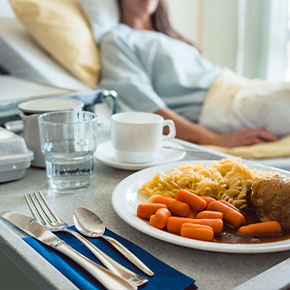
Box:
left=251, top=177, right=290, bottom=229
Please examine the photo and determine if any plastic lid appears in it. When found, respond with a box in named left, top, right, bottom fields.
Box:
left=0, top=128, right=33, bottom=168
left=18, top=97, right=84, bottom=114
left=0, top=130, right=15, bottom=140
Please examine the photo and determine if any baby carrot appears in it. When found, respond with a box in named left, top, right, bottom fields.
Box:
left=167, top=217, right=223, bottom=234
left=181, top=223, right=214, bottom=242
left=137, top=203, right=168, bottom=219
left=176, top=189, right=207, bottom=211
left=167, top=217, right=196, bottom=234
left=200, top=196, right=216, bottom=207
left=218, top=200, right=240, bottom=212
left=207, top=200, right=232, bottom=214
left=150, top=208, right=172, bottom=229
left=150, top=195, right=190, bottom=217
left=238, top=221, right=282, bottom=236
left=225, top=211, right=246, bottom=228
left=191, top=218, right=223, bottom=234
left=207, top=200, right=246, bottom=228
left=195, top=210, right=223, bottom=220
left=187, top=209, right=197, bottom=219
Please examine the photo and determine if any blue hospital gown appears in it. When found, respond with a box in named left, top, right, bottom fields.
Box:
left=99, top=24, right=221, bottom=123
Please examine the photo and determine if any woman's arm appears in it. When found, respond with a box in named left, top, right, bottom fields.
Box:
left=156, top=107, right=278, bottom=147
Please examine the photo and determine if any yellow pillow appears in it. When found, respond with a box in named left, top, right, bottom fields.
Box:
left=9, top=0, right=100, bottom=88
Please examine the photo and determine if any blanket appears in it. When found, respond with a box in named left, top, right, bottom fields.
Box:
left=199, top=68, right=290, bottom=159
left=199, top=68, right=290, bottom=137
left=203, top=135, right=290, bottom=159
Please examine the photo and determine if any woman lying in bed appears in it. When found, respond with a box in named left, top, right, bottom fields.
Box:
left=97, top=0, right=290, bottom=148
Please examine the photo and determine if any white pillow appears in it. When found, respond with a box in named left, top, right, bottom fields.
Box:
left=0, top=0, right=15, bottom=18
left=0, top=18, right=90, bottom=91
left=79, top=0, right=119, bottom=42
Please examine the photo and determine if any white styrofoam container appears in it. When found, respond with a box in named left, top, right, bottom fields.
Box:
left=0, top=128, right=34, bottom=183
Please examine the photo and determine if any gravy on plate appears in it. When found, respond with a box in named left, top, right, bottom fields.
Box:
left=215, top=209, right=290, bottom=244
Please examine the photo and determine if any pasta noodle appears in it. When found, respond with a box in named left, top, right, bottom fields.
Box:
left=139, top=157, right=281, bottom=209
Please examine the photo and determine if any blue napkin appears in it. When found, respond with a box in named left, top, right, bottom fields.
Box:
left=23, top=226, right=197, bottom=289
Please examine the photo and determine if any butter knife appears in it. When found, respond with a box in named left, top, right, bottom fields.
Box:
left=0, top=211, right=135, bottom=290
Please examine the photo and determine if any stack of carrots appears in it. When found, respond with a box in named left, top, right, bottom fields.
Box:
left=137, top=189, right=282, bottom=242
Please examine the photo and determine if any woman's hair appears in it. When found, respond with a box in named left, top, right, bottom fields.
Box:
left=117, top=0, right=201, bottom=51
left=152, top=0, right=194, bottom=46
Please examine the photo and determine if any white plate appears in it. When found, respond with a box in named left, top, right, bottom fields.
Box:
left=112, top=160, right=290, bottom=253
left=94, top=140, right=186, bottom=170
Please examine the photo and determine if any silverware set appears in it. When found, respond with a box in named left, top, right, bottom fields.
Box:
left=1, top=191, right=154, bottom=289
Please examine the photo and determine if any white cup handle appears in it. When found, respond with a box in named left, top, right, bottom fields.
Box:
left=162, top=120, right=176, bottom=141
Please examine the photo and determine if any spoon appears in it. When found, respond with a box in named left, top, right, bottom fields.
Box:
left=73, top=207, right=154, bottom=277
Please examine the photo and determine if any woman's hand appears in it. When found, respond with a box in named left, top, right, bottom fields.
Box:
left=209, top=129, right=278, bottom=148
left=155, top=108, right=279, bottom=148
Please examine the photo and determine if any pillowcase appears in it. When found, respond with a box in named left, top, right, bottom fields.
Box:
left=79, top=0, right=120, bottom=42
left=9, top=0, right=101, bottom=88
left=0, top=18, right=90, bottom=91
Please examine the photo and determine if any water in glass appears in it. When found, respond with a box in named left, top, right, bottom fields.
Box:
left=45, top=150, right=94, bottom=190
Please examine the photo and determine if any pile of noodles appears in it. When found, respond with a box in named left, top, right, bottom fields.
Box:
left=139, top=157, right=280, bottom=209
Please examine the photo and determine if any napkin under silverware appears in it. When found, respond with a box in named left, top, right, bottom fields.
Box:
left=24, top=225, right=197, bottom=290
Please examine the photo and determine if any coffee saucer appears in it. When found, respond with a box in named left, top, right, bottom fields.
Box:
left=94, top=140, right=186, bottom=170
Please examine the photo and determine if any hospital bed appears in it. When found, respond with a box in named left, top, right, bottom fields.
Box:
left=1, top=0, right=289, bottom=171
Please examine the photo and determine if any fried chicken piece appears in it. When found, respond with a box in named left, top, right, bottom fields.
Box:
left=251, top=177, right=290, bottom=229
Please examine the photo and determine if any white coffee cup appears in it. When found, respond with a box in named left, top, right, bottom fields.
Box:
left=111, top=112, right=176, bottom=163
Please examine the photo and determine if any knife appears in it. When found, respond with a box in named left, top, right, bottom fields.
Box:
left=0, top=211, right=135, bottom=290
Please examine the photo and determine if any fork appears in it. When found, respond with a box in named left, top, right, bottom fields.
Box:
left=25, top=191, right=148, bottom=287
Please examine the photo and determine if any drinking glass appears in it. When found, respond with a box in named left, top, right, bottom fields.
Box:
left=38, top=111, right=98, bottom=191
